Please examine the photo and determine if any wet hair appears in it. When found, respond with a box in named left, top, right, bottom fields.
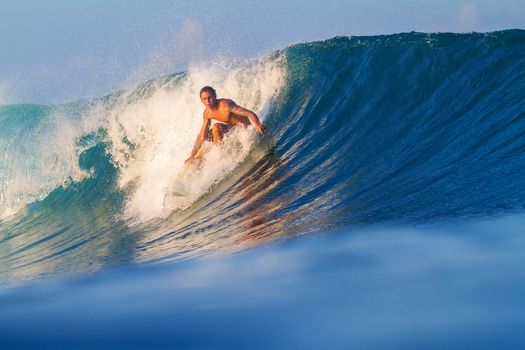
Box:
left=199, top=86, right=216, bottom=97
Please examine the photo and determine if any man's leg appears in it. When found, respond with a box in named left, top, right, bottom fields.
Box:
left=211, top=124, right=222, bottom=144
left=212, top=124, right=225, bottom=144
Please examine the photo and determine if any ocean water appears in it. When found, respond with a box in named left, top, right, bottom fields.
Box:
left=1, top=30, right=525, bottom=348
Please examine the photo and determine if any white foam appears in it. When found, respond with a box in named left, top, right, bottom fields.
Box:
left=0, top=107, right=103, bottom=219
left=105, top=55, right=286, bottom=222
left=0, top=54, right=286, bottom=222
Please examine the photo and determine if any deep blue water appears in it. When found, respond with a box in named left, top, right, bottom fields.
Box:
left=1, top=30, right=525, bottom=348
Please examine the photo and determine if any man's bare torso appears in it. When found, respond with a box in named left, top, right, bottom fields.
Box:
left=204, top=99, right=250, bottom=126
left=185, top=88, right=263, bottom=165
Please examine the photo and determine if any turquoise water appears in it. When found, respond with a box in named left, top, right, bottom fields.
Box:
left=1, top=31, right=525, bottom=348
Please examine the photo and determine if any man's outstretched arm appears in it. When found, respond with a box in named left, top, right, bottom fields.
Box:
left=228, top=102, right=265, bottom=133
left=185, top=117, right=210, bottom=165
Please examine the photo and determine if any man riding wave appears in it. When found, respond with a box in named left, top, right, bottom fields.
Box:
left=185, top=86, right=264, bottom=165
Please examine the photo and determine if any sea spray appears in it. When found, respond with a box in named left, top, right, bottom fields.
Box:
left=0, top=54, right=286, bottom=222
left=0, top=104, right=102, bottom=218
left=104, top=55, right=286, bottom=221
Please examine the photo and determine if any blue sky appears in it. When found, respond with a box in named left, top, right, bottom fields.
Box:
left=1, top=0, right=524, bottom=104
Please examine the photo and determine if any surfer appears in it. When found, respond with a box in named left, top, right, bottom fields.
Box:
left=184, top=86, right=265, bottom=165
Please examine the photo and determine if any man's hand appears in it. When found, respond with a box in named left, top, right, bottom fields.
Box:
left=255, top=124, right=265, bottom=133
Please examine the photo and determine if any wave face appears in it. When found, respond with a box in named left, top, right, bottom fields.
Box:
left=1, top=30, right=525, bottom=283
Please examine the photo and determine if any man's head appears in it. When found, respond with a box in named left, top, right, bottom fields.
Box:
left=200, top=86, right=217, bottom=108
